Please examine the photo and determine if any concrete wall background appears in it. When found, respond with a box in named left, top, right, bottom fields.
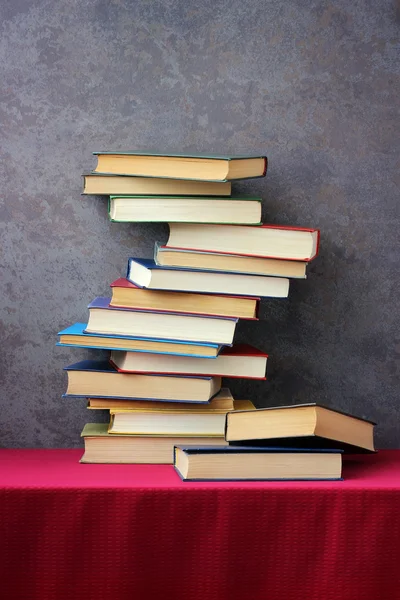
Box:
left=1, top=0, right=399, bottom=448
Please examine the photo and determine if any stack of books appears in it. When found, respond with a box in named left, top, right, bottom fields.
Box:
left=174, top=403, right=376, bottom=481
left=58, top=151, right=324, bottom=471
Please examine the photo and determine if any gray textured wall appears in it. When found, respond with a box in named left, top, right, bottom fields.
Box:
left=1, top=0, right=399, bottom=448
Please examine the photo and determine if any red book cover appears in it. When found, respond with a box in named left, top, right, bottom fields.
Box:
left=110, top=277, right=139, bottom=289
left=219, top=344, right=268, bottom=357
left=110, top=344, right=268, bottom=379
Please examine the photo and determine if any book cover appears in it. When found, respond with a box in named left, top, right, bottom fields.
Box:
left=64, top=359, right=214, bottom=380
left=63, top=359, right=218, bottom=403
left=110, top=343, right=268, bottom=379
left=92, top=152, right=268, bottom=182
left=226, top=402, right=376, bottom=423
left=108, top=195, right=263, bottom=225
left=173, top=445, right=343, bottom=481
left=126, top=258, right=283, bottom=298
left=57, top=322, right=221, bottom=357
left=88, top=296, right=238, bottom=324
left=166, top=223, right=320, bottom=262
left=111, top=277, right=261, bottom=303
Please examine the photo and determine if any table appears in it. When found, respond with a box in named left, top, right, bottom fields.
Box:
left=1, top=449, right=400, bottom=600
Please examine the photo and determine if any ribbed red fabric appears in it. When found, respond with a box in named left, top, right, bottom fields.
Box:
left=1, top=450, right=399, bottom=600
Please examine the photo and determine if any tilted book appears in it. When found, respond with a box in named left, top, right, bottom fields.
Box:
left=127, top=258, right=289, bottom=298
left=85, top=296, right=238, bottom=346
left=57, top=322, right=221, bottom=358
left=166, top=223, right=320, bottom=261
left=63, top=359, right=221, bottom=403
left=110, top=277, right=259, bottom=319
left=92, top=152, right=267, bottom=182
left=110, top=344, right=268, bottom=379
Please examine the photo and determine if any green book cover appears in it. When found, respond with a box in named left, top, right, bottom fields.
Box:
left=81, top=423, right=110, bottom=437
left=93, top=151, right=266, bottom=160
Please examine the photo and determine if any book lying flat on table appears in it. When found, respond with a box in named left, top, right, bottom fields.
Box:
left=64, top=359, right=221, bottom=403
left=82, top=173, right=231, bottom=196
left=85, top=297, right=238, bottom=345
left=80, top=423, right=227, bottom=464
left=225, top=403, right=376, bottom=453
left=174, top=446, right=343, bottom=481
left=108, top=196, right=262, bottom=225
left=109, top=400, right=255, bottom=436
left=155, top=245, right=307, bottom=279
left=87, top=388, right=236, bottom=412
left=166, top=223, right=320, bottom=261
left=92, top=152, right=267, bottom=181
left=110, top=278, right=259, bottom=319
left=57, top=323, right=220, bottom=358
left=110, top=344, right=268, bottom=379
left=127, top=258, right=289, bottom=298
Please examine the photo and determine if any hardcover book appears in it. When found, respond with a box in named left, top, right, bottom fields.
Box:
left=166, top=223, right=320, bottom=261
left=85, top=296, right=238, bottom=346
left=64, top=359, right=221, bottom=403
left=82, top=173, right=231, bottom=196
left=225, top=403, right=376, bottom=453
left=57, top=322, right=221, bottom=358
left=155, top=244, right=307, bottom=279
left=127, top=258, right=289, bottom=298
left=92, top=152, right=267, bottom=182
left=110, top=278, right=259, bottom=319
left=87, top=388, right=236, bottom=412
left=80, top=423, right=227, bottom=464
left=110, top=344, right=268, bottom=379
left=174, top=445, right=343, bottom=481
left=108, top=400, right=255, bottom=436
left=108, top=195, right=262, bottom=225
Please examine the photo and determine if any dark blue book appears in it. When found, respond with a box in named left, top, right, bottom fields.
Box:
left=85, top=296, right=237, bottom=346
left=57, top=322, right=222, bottom=358
left=63, top=359, right=222, bottom=403
left=173, top=445, right=343, bottom=481
left=127, top=258, right=289, bottom=298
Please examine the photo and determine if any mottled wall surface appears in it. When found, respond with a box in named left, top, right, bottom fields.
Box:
left=0, top=0, right=399, bottom=448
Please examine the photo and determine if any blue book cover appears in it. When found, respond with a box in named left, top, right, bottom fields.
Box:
left=64, top=359, right=213, bottom=379
left=63, top=360, right=219, bottom=403
left=56, top=322, right=221, bottom=358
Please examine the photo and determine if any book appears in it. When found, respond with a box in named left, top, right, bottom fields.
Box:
left=86, top=297, right=238, bottom=345
left=82, top=173, right=231, bottom=196
left=127, top=258, right=289, bottom=298
left=108, top=195, right=262, bottom=224
left=155, top=245, right=307, bottom=279
left=109, top=400, right=255, bottom=436
left=64, top=359, right=221, bottom=403
left=225, top=403, right=376, bottom=453
left=110, top=344, right=268, bottom=379
left=87, top=388, right=236, bottom=411
left=110, top=278, right=259, bottom=319
left=166, top=223, right=320, bottom=261
left=174, top=446, right=343, bottom=481
left=92, top=152, right=267, bottom=181
left=80, top=423, right=227, bottom=464
left=57, top=323, right=220, bottom=358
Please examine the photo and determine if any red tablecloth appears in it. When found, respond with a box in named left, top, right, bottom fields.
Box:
left=1, top=449, right=400, bottom=600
